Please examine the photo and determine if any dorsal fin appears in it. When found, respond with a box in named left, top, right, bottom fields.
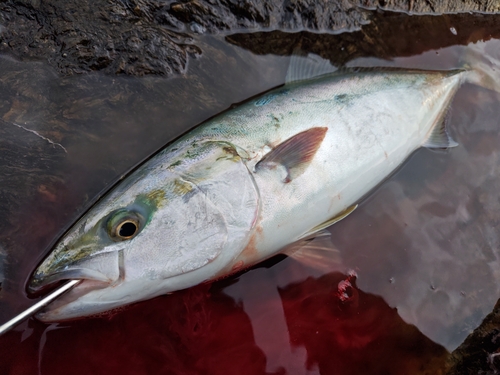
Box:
left=285, top=52, right=337, bottom=84
left=255, top=127, right=327, bottom=183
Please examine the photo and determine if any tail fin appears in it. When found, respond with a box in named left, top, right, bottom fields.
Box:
left=461, top=40, right=500, bottom=93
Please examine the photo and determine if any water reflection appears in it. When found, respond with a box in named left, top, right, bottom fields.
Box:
left=0, top=259, right=448, bottom=375
left=331, top=70, right=500, bottom=349
left=0, top=38, right=289, bottom=321
left=0, top=8, right=500, bottom=374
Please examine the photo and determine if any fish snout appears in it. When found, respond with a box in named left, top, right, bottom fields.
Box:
left=28, top=250, right=122, bottom=294
left=29, top=267, right=112, bottom=293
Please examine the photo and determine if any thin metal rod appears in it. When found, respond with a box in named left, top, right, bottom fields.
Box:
left=0, top=279, right=81, bottom=335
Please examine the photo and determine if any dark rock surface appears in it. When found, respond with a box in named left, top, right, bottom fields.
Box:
left=447, top=298, right=500, bottom=375
left=0, top=0, right=499, bottom=77
left=0, top=1, right=499, bottom=372
left=227, top=11, right=500, bottom=69
left=0, top=0, right=200, bottom=76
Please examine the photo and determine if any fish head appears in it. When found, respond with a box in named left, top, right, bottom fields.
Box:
left=29, top=141, right=259, bottom=321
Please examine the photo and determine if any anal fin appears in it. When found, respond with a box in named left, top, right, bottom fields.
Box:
left=300, top=204, right=357, bottom=239
left=423, top=110, right=458, bottom=149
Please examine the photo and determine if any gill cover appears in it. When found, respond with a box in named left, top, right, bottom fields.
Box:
left=29, top=140, right=259, bottom=297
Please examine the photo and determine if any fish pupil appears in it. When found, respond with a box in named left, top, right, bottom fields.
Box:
left=119, top=222, right=137, bottom=238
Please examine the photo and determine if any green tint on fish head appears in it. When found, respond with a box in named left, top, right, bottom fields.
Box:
left=29, top=193, right=159, bottom=291
left=29, top=140, right=259, bottom=321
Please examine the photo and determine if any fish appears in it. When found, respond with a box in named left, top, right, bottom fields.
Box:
left=29, top=54, right=470, bottom=321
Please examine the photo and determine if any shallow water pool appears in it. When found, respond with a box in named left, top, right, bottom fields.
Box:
left=1, top=9, right=500, bottom=375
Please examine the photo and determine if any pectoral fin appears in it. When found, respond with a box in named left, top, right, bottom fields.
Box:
left=256, top=127, right=328, bottom=182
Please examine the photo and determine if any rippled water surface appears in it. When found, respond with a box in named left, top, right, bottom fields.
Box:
left=1, top=10, right=500, bottom=375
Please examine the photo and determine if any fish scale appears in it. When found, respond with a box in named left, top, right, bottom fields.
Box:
left=28, top=65, right=466, bottom=321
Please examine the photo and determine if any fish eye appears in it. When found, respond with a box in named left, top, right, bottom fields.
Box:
left=107, top=210, right=144, bottom=241
left=115, top=220, right=139, bottom=239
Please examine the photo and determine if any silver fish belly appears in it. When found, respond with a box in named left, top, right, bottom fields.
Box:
left=29, top=68, right=465, bottom=321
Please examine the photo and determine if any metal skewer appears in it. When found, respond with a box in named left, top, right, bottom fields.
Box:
left=0, top=279, right=81, bottom=335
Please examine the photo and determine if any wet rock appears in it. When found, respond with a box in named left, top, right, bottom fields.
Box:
left=168, top=0, right=371, bottom=34
left=168, top=0, right=500, bottom=34
left=0, top=244, right=5, bottom=292
left=0, top=1, right=499, bottom=368
left=446, top=298, right=500, bottom=375
left=226, top=12, right=500, bottom=68
left=0, top=0, right=199, bottom=76
left=381, top=0, right=499, bottom=13
left=0, top=0, right=498, bottom=77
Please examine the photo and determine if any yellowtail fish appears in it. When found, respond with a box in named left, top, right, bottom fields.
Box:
left=29, top=52, right=486, bottom=321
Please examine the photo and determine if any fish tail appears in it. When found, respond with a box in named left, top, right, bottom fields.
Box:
left=461, top=40, right=500, bottom=93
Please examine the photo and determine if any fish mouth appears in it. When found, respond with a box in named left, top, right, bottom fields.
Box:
left=28, top=250, right=125, bottom=320
left=29, top=248, right=124, bottom=294
left=28, top=267, right=113, bottom=294
left=28, top=267, right=117, bottom=322
left=35, top=278, right=113, bottom=322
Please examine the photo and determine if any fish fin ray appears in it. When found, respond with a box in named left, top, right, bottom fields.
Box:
left=460, top=41, right=500, bottom=93
left=423, top=109, right=458, bottom=149
left=256, top=127, right=328, bottom=182
left=285, top=51, right=337, bottom=84
left=300, top=205, right=358, bottom=239
left=284, top=230, right=343, bottom=271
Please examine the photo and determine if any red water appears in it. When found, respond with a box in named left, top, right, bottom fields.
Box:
left=1, top=11, right=500, bottom=375
left=0, top=257, right=447, bottom=375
